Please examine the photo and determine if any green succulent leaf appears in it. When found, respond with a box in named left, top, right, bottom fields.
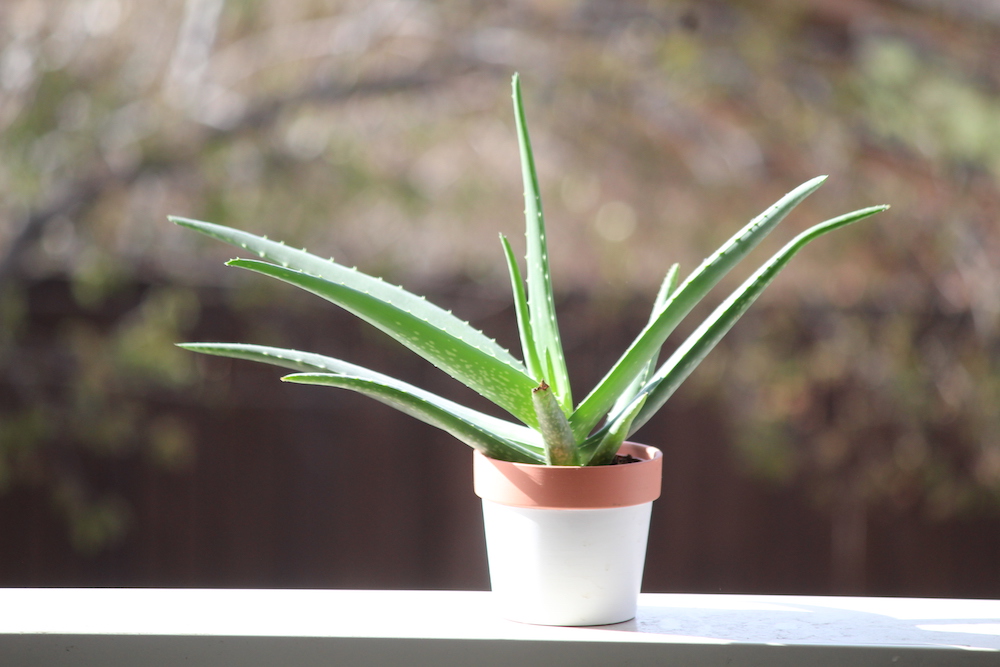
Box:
left=652, top=263, right=680, bottom=319
left=177, top=342, right=541, bottom=449
left=174, top=79, right=887, bottom=466
left=501, top=234, right=542, bottom=380
left=610, top=263, right=679, bottom=417
left=584, top=394, right=648, bottom=467
left=532, top=381, right=579, bottom=465
left=624, top=204, right=890, bottom=436
left=223, top=258, right=541, bottom=428
left=170, top=217, right=525, bottom=370
left=513, top=74, right=572, bottom=415
left=283, top=373, right=545, bottom=464
left=569, top=176, right=828, bottom=441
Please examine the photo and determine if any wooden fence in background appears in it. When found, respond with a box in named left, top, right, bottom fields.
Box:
left=2, top=278, right=998, bottom=597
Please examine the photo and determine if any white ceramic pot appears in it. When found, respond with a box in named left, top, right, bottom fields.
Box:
left=473, top=442, right=662, bottom=626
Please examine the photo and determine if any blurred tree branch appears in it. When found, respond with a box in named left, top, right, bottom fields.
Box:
left=0, top=56, right=496, bottom=279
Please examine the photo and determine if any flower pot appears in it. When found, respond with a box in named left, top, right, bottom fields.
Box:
left=473, top=442, right=662, bottom=626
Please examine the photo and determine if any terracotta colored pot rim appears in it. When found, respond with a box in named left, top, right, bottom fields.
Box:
left=473, top=442, right=662, bottom=510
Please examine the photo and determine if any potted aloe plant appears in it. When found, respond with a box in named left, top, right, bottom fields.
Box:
left=172, top=74, right=887, bottom=626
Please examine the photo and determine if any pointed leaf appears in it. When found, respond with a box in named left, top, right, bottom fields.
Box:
left=512, top=74, right=572, bottom=413
left=531, top=381, right=579, bottom=465
left=283, top=373, right=545, bottom=463
left=610, top=263, right=679, bottom=417
left=178, top=342, right=541, bottom=448
left=569, top=176, right=829, bottom=440
left=225, top=258, right=541, bottom=427
left=171, top=217, right=525, bottom=370
left=626, top=205, right=889, bottom=436
left=652, top=263, right=681, bottom=319
left=585, top=394, right=647, bottom=466
left=501, top=234, right=541, bottom=380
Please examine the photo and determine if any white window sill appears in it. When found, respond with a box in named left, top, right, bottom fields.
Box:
left=1, top=589, right=998, bottom=665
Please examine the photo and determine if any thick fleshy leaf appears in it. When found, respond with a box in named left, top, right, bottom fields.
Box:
left=569, top=176, right=828, bottom=440
left=513, top=74, right=572, bottom=414
left=170, top=217, right=525, bottom=371
left=532, top=381, right=578, bottom=465
left=177, top=342, right=541, bottom=448
left=501, top=234, right=541, bottom=380
left=222, top=259, right=541, bottom=427
left=283, top=373, right=545, bottom=463
left=624, top=205, right=890, bottom=436
left=609, top=264, right=679, bottom=417
left=584, top=394, right=647, bottom=466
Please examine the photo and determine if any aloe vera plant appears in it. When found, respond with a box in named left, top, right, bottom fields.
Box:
left=173, top=74, right=888, bottom=467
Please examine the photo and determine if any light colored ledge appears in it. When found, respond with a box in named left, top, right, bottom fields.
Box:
left=1, top=589, right=998, bottom=666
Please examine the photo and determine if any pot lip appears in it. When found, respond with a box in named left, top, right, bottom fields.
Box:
left=473, top=441, right=662, bottom=510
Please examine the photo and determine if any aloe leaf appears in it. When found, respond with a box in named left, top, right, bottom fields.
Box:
left=224, top=258, right=541, bottom=427
left=584, top=394, right=647, bottom=466
left=569, top=176, right=828, bottom=440
left=501, top=234, right=542, bottom=380
left=638, top=262, right=680, bottom=383
left=512, top=74, right=572, bottom=414
left=170, top=217, right=525, bottom=370
left=283, top=373, right=545, bottom=464
left=177, top=342, right=541, bottom=449
left=609, top=263, right=679, bottom=417
left=652, top=263, right=680, bottom=317
left=624, top=204, right=889, bottom=436
left=532, top=381, right=579, bottom=465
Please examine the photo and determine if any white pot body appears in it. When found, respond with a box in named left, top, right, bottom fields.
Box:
left=481, top=499, right=653, bottom=626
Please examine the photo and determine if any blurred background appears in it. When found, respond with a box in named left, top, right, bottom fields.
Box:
left=1, top=0, right=999, bottom=597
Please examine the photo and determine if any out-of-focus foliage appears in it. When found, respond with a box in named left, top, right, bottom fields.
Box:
left=0, top=0, right=998, bottom=575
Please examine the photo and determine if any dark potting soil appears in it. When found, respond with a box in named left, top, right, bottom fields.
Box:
left=611, top=454, right=641, bottom=465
